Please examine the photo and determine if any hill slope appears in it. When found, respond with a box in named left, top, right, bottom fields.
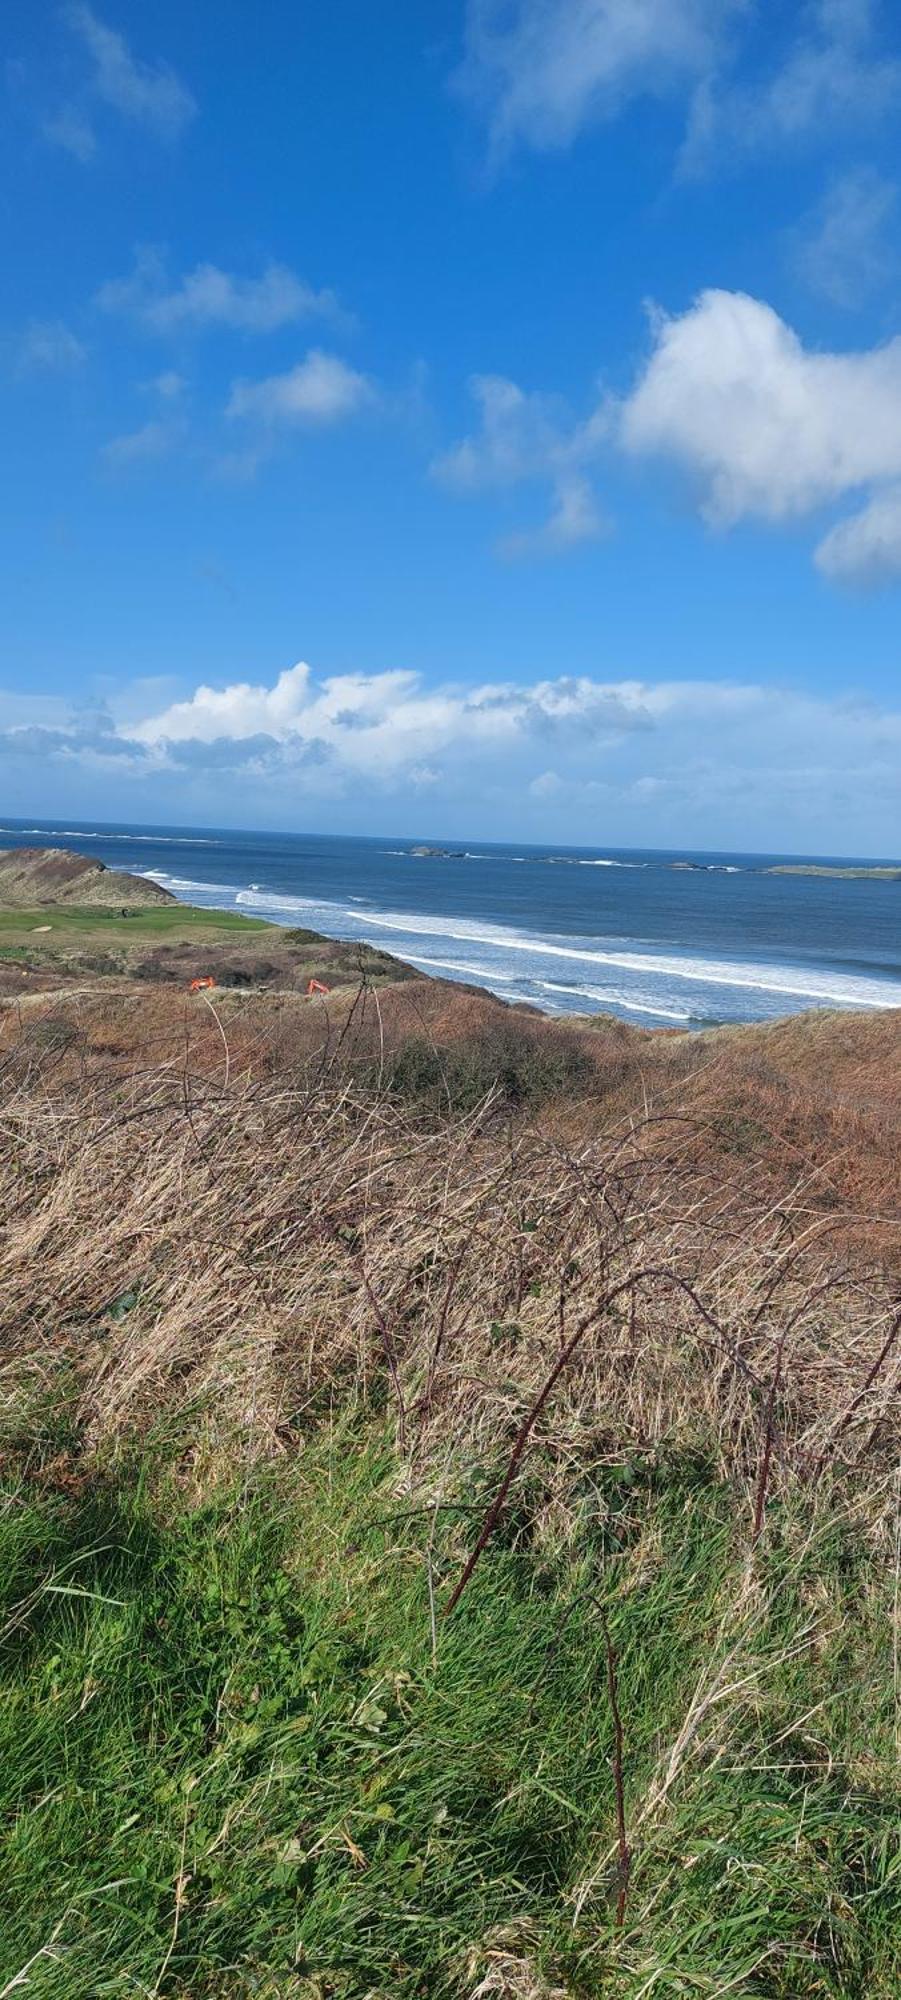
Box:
left=0, top=844, right=176, bottom=907
left=0, top=864, right=898, bottom=1997
left=0, top=971, right=898, bottom=1996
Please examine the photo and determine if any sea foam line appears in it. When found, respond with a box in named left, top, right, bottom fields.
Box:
left=345, top=907, right=901, bottom=1009
left=172, top=882, right=901, bottom=1016
left=537, top=979, right=691, bottom=1021
left=0, top=828, right=219, bottom=844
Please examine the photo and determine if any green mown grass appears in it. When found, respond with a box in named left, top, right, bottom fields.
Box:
left=1, top=1417, right=897, bottom=1998
left=0, top=905, right=271, bottom=945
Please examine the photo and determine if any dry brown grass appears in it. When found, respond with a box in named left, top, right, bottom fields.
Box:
left=0, top=980, right=897, bottom=1549
left=1, top=980, right=900, bottom=1999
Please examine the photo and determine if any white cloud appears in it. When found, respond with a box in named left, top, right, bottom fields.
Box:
left=433, top=373, right=608, bottom=556
left=64, top=4, right=196, bottom=140
left=529, top=769, right=564, bottom=798
left=130, top=661, right=655, bottom=772
left=2, top=664, right=898, bottom=849
left=97, top=249, right=342, bottom=334
left=500, top=472, right=608, bottom=558
left=145, top=370, right=186, bottom=400
left=458, top=0, right=730, bottom=155
left=132, top=662, right=319, bottom=744
left=435, top=375, right=570, bottom=488
left=17, top=320, right=87, bottom=372
left=683, top=0, right=901, bottom=173
left=815, top=486, right=901, bottom=583
left=619, top=288, right=901, bottom=577
left=438, top=289, right=901, bottom=581
left=43, top=106, right=97, bottom=160
left=793, top=166, right=898, bottom=307
left=100, top=419, right=175, bottom=469
left=227, top=352, right=374, bottom=426
left=458, top=0, right=900, bottom=175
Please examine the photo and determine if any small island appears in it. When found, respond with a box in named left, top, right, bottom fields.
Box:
left=764, top=864, right=901, bottom=880
left=408, top=844, right=466, bottom=858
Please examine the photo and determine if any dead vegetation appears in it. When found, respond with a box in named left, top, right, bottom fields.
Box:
left=0, top=976, right=899, bottom=1997
left=1, top=978, right=897, bottom=1527
left=0, top=845, right=175, bottom=907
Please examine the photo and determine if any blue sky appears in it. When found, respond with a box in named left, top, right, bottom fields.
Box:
left=2, top=0, right=901, bottom=852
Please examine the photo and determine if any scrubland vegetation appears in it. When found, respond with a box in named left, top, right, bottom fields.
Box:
left=0, top=971, right=898, bottom=1997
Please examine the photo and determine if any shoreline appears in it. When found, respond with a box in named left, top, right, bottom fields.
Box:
left=3, top=836, right=901, bottom=1032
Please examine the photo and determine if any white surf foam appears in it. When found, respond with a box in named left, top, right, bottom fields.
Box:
left=344, top=906, right=901, bottom=1011
left=537, top=979, right=691, bottom=1022
left=404, top=951, right=513, bottom=983
left=236, top=888, right=339, bottom=919
left=154, top=880, right=901, bottom=1023
left=0, top=828, right=219, bottom=845
left=149, top=871, right=240, bottom=895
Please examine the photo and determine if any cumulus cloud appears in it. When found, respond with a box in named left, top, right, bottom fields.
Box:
left=63, top=4, right=196, bottom=141
left=458, top=0, right=731, bottom=156
left=792, top=166, right=898, bottom=307
left=433, top=374, right=607, bottom=555
left=438, top=289, right=901, bottom=581
left=619, top=288, right=901, bottom=578
left=130, top=662, right=654, bottom=776
left=97, top=249, right=343, bottom=334
left=227, top=352, right=374, bottom=426
left=17, top=320, right=87, bottom=373
left=1, top=664, right=897, bottom=848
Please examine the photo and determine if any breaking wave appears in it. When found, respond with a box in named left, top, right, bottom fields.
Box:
left=0, top=827, right=219, bottom=844
left=68, top=861, right=901, bottom=1031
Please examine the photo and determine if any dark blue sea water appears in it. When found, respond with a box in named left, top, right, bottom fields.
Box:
left=2, top=818, right=900, bottom=1028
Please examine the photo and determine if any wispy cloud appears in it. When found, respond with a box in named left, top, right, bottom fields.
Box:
left=457, top=0, right=901, bottom=179
left=227, top=352, right=375, bottom=426
left=63, top=4, right=196, bottom=141
left=100, top=419, right=176, bottom=470
left=791, top=165, right=898, bottom=307
left=815, top=487, right=901, bottom=584
left=458, top=0, right=732, bottom=158
left=97, top=249, right=344, bottom=334
left=432, top=373, right=608, bottom=556
left=144, top=370, right=186, bottom=401
left=682, top=0, right=901, bottom=174
left=42, top=105, right=96, bottom=161
left=17, top=320, right=87, bottom=373
left=499, top=472, right=608, bottom=559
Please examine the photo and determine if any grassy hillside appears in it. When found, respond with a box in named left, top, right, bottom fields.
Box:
left=0, top=902, right=417, bottom=998
left=0, top=977, right=898, bottom=1997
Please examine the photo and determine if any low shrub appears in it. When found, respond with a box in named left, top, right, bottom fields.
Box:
left=381, top=1018, right=595, bottom=1118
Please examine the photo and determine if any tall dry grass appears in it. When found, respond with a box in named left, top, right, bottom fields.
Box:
left=1, top=983, right=900, bottom=1998
left=1, top=983, right=897, bottom=1554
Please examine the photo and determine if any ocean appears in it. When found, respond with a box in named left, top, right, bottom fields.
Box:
left=2, top=818, right=900, bottom=1029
